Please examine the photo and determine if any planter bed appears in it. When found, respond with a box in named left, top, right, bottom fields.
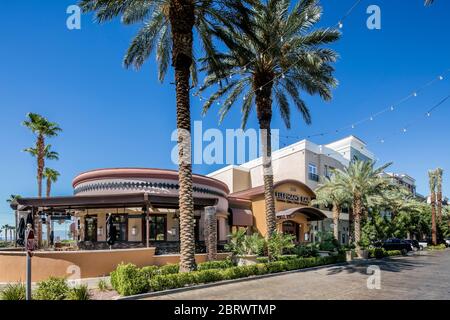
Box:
left=111, top=255, right=346, bottom=297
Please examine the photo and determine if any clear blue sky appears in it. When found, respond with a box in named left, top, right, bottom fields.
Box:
left=1, top=0, right=449, bottom=227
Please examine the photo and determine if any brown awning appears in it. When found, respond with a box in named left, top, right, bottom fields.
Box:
left=232, top=209, right=253, bottom=226
left=276, top=206, right=326, bottom=221
left=11, top=193, right=217, bottom=212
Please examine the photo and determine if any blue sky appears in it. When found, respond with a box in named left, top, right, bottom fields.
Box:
left=1, top=0, right=450, bottom=227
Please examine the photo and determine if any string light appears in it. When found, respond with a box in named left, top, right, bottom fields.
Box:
left=403, top=128, right=407, bottom=133
left=370, top=116, right=373, bottom=121
left=390, top=106, right=395, bottom=111
left=413, top=92, right=418, bottom=97
left=338, top=21, right=343, bottom=29
left=439, top=76, right=444, bottom=80
left=427, top=112, right=431, bottom=117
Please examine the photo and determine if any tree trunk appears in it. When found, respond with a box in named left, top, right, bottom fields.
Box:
left=255, top=74, right=275, bottom=238
left=332, top=204, right=341, bottom=241
left=353, top=195, right=362, bottom=250
left=169, top=0, right=196, bottom=273
left=437, top=190, right=442, bottom=223
left=431, top=192, right=437, bottom=245
left=37, top=134, right=45, bottom=198
left=4, top=228, right=7, bottom=242
left=47, top=179, right=52, bottom=197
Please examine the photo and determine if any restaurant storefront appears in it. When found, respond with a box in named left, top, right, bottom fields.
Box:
left=228, top=179, right=327, bottom=242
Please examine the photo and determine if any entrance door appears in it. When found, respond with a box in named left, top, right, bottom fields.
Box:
left=282, top=220, right=300, bottom=242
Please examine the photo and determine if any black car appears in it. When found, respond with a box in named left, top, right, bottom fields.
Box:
left=381, top=238, right=413, bottom=254
left=404, top=239, right=422, bottom=251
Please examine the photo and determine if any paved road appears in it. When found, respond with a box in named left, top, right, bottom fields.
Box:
left=144, top=250, right=450, bottom=300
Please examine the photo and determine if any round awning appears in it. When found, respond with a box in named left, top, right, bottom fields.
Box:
left=276, top=206, right=327, bottom=221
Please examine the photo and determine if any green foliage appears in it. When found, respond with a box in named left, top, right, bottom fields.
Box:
left=67, top=284, right=91, bottom=300
left=291, top=244, right=320, bottom=258
left=197, top=259, right=234, bottom=271
left=97, top=278, right=109, bottom=292
left=34, top=277, right=69, bottom=300
left=368, top=248, right=402, bottom=259
left=145, top=255, right=344, bottom=294
left=0, top=283, right=26, bottom=300
left=110, top=263, right=149, bottom=296
left=266, top=232, right=295, bottom=260
left=316, top=231, right=340, bottom=251
left=427, top=244, right=447, bottom=250
left=158, top=263, right=180, bottom=275
left=225, top=230, right=265, bottom=256
left=256, top=257, right=269, bottom=263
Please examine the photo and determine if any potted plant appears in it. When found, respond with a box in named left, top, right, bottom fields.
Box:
left=225, top=230, right=265, bottom=266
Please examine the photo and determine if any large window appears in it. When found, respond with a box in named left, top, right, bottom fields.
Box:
left=109, top=214, right=128, bottom=241
left=85, top=216, right=97, bottom=242
left=308, top=163, right=319, bottom=182
left=150, top=215, right=167, bottom=241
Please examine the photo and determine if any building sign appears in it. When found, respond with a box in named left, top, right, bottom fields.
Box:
left=275, top=191, right=310, bottom=205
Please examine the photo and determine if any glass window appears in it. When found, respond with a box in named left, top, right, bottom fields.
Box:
left=308, top=163, right=317, bottom=174
left=150, top=215, right=166, bottom=241
left=85, top=216, right=97, bottom=242
left=110, top=215, right=128, bottom=241
left=308, top=164, right=319, bottom=182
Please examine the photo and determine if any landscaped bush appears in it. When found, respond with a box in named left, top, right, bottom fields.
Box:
left=0, top=283, right=26, bottom=300
left=267, top=232, right=295, bottom=260
left=110, top=263, right=149, bottom=296
left=256, top=257, right=269, bottom=263
left=290, top=244, right=319, bottom=258
left=386, top=250, right=402, bottom=256
left=368, top=248, right=402, bottom=258
left=427, top=244, right=447, bottom=250
left=34, top=277, right=69, bottom=300
left=158, top=263, right=180, bottom=275
left=225, top=230, right=265, bottom=256
left=67, top=284, right=91, bottom=300
left=197, top=259, right=234, bottom=271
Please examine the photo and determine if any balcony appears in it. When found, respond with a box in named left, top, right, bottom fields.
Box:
left=308, top=172, right=319, bottom=182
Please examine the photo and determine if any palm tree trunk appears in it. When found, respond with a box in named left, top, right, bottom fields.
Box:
left=255, top=75, right=276, bottom=238
left=4, top=228, right=7, bottom=242
left=47, top=179, right=52, bottom=197
left=353, top=195, right=362, bottom=250
left=332, top=204, right=341, bottom=241
left=169, top=0, right=196, bottom=273
left=437, top=189, right=442, bottom=223
left=37, top=134, right=45, bottom=198
left=431, top=192, right=437, bottom=245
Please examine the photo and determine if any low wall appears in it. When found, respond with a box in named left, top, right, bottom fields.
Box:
left=0, top=249, right=229, bottom=283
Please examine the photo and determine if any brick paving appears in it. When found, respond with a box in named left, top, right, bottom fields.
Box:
left=143, top=250, right=450, bottom=300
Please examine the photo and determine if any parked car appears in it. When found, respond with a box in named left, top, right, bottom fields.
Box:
left=445, top=238, right=450, bottom=247
left=380, top=238, right=413, bottom=254
left=404, top=239, right=422, bottom=251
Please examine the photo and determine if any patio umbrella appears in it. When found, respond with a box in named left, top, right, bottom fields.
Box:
left=16, top=217, right=25, bottom=246
left=106, top=214, right=116, bottom=246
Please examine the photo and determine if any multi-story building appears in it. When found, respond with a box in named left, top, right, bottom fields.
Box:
left=208, top=135, right=376, bottom=245
left=380, top=172, right=417, bottom=196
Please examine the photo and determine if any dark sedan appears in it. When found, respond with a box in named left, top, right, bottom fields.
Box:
left=381, top=238, right=413, bottom=254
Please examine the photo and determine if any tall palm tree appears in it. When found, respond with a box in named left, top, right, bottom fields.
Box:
left=425, top=0, right=434, bottom=5
left=43, top=168, right=60, bottom=198
left=23, top=144, right=60, bottom=163
left=435, top=168, right=443, bottom=223
left=2, top=225, right=10, bottom=242
left=312, top=175, right=350, bottom=241
left=22, top=113, right=61, bottom=198
left=333, top=160, right=392, bottom=251
left=199, top=0, right=340, bottom=237
left=428, top=170, right=437, bottom=245
left=6, top=195, right=21, bottom=246
left=80, top=0, right=249, bottom=272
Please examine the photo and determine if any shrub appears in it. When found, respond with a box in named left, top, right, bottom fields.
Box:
left=386, top=250, right=402, bottom=256
left=0, top=283, right=26, bottom=300
left=149, top=272, right=195, bottom=292
left=158, top=263, right=180, bottom=275
left=369, top=248, right=386, bottom=259
left=428, top=244, right=447, bottom=250
left=291, top=244, right=319, bottom=258
left=197, top=259, right=234, bottom=271
left=67, top=284, right=91, bottom=300
left=194, top=269, right=225, bottom=284
left=316, top=231, right=340, bottom=251
left=267, top=232, right=295, bottom=261
left=140, top=265, right=160, bottom=279
left=97, top=278, right=109, bottom=292
left=34, top=277, right=69, bottom=300
left=256, top=257, right=269, bottom=263
left=225, top=230, right=265, bottom=256
left=110, top=263, right=148, bottom=296
left=277, top=254, right=298, bottom=261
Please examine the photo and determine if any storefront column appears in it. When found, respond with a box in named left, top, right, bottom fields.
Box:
left=204, top=206, right=217, bottom=261
left=217, top=216, right=228, bottom=242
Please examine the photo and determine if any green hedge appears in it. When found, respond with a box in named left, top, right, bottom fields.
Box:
left=368, top=248, right=403, bottom=259
left=113, top=255, right=345, bottom=296
left=197, top=259, right=234, bottom=271
left=427, top=244, right=447, bottom=250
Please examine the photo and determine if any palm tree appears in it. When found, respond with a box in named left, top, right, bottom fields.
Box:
left=43, top=168, right=60, bottom=197
left=199, top=0, right=340, bottom=237
left=428, top=170, right=437, bottom=245
left=6, top=195, right=21, bottom=246
left=333, top=160, right=392, bottom=251
left=22, top=113, right=61, bottom=198
left=2, top=225, right=10, bottom=242
left=24, top=144, right=59, bottom=163
left=80, top=0, right=249, bottom=272
left=425, top=0, right=434, bottom=5
left=312, top=175, right=350, bottom=241
left=435, top=168, right=443, bottom=223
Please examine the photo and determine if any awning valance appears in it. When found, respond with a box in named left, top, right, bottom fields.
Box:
left=276, top=206, right=326, bottom=221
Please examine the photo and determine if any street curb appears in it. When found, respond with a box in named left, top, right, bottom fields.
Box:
left=118, top=261, right=352, bottom=300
